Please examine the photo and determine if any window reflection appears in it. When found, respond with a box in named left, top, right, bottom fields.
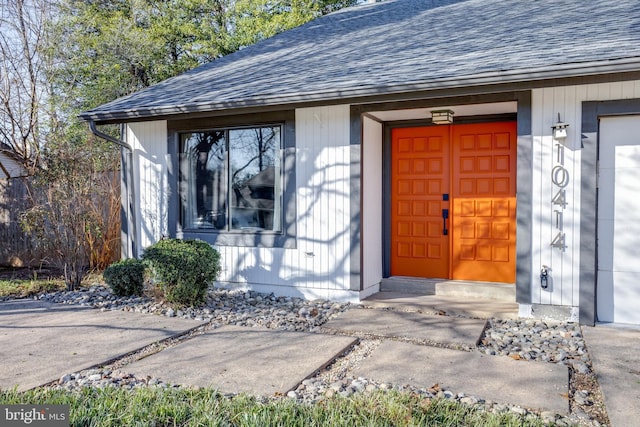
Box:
left=180, top=126, right=282, bottom=232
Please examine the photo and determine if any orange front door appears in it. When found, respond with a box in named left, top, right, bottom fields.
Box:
left=391, top=126, right=450, bottom=278
left=391, top=122, right=517, bottom=283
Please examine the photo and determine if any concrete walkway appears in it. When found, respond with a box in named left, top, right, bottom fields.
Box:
left=353, top=340, right=568, bottom=414
left=1, top=297, right=623, bottom=419
left=323, top=306, right=486, bottom=347
left=125, top=326, right=356, bottom=395
left=582, top=324, right=640, bottom=427
left=0, top=299, right=204, bottom=391
left=324, top=306, right=569, bottom=414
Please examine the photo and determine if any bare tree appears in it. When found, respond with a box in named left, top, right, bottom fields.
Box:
left=0, top=0, right=51, bottom=171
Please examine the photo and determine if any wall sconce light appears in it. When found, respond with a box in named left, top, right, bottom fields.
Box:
left=551, top=113, right=569, bottom=140
left=431, top=109, right=454, bottom=125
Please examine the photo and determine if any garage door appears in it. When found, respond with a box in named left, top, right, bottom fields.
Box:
left=597, top=115, right=640, bottom=324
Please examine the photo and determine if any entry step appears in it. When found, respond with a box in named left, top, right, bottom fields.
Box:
left=363, top=293, right=519, bottom=320
left=380, top=277, right=436, bottom=294
left=380, top=277, right=515, bottom=302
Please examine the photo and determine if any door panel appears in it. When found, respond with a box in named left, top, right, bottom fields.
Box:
left=391, top=127, right=450, bottom=278
left=452, top=123, right=517, bottom=282
left=390, top=122, right=517, bottom=283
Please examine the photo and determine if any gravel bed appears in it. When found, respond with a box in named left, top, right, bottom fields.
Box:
left=30, top=285, right=607, bottom=426
left=39, top=285, right=349, bottom=332
left=479, top=318, right=591, bottom=374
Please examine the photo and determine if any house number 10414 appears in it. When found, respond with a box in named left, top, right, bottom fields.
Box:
left=551, top=142, right=568, bottom=251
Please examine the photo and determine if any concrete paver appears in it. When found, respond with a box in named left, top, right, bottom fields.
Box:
left=323, top=307, right=486, bottom=347
left=0, top=299, right=205, bottom=391
left=124, top=325, right=357, bottom=395
left=364, top=292, right=519, bottom=319
left=582, top=325, right=640, bottom=427
left=352, top=340, right=569, bottom=414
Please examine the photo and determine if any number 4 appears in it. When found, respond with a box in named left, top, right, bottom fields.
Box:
left=552, top=189, right=567, bottom=207
left=551, top=232, right=566, bottom=251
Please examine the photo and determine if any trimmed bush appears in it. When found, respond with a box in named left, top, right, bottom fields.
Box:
left=142, top=238, right=221, bottom=306
left=103, top=258, right=146, bottom=297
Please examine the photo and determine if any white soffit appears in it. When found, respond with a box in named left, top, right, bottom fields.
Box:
left=368, top=101, right=518, bottom=122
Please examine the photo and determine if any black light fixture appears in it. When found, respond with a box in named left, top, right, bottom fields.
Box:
left=431, top=109, right=454, bottom=125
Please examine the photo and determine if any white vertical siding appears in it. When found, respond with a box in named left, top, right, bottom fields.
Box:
left=297, top=105, right=351, bottom=290
left=216, top=105, right=356, bottom=300
left=531, top=80, right=640, bottom=306
left=127, top=121, right=168, bottom=254
left=362, top=117, right=383, bottom=293
left=0, top=153, right=26, bottom=179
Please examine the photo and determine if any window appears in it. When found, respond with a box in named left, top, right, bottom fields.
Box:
left=180, top=125, right=282, bottom=232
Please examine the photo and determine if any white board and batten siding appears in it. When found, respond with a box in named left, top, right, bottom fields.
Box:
left=127, top=106, right=359, bottom=302
left=217, top=106, right=356, bottom=300
left=530, top=80, right=640, bottom=309
left=0, top=152, right=26, bottom=179
left=127, top=121, right=170, bottom=252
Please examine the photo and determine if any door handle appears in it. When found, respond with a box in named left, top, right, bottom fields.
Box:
left=442, top=209, right=449, bottom=236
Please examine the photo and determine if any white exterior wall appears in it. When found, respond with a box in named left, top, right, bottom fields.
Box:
left=0, top=152, right=25, bottom=179
left=214, top=105, right=357, bottom=301
left=126, top=80, right=640, bottom=308
left=362, top=117, right=383, bottom=296
left=128, top=121, right=169, bottom=254
left=530, top=80, right=640, bottom=307
left=128, top=107, right=357, bottom=301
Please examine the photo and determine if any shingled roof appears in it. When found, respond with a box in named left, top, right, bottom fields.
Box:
left=80, top=0, right=640, bottom=124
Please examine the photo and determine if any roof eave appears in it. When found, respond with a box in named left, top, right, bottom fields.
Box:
left=80, top=57, right=640, bottom=125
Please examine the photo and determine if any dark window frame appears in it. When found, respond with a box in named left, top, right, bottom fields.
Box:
left=180, top=124, right=283, bottom=233
left=167, top=111, right=296, bottom=248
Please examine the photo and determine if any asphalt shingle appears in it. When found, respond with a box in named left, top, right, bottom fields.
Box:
left=81, top=0, right=640, bottom=122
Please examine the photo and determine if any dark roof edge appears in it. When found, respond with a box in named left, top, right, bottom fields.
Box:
left=80, top=57, right=640, bottom=124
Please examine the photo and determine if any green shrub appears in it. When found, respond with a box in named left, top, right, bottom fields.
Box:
left=142, top=238, right=221, bottom=306
left=103, top=258, right=146, bottom=297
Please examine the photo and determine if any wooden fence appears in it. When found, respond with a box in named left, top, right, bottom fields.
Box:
left=0, top=176, right=40, bottom=266
left=0, top=173, right=121, bottom=268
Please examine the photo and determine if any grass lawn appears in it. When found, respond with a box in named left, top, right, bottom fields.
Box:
left=0, top=270, right=104, bottom=299
left=0, top=277, right=64, bottom=298
left=0, top=387, right=547, bottom=427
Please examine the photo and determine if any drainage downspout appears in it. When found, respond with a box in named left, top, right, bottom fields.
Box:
left=88, top=121, right=138, bottom=258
